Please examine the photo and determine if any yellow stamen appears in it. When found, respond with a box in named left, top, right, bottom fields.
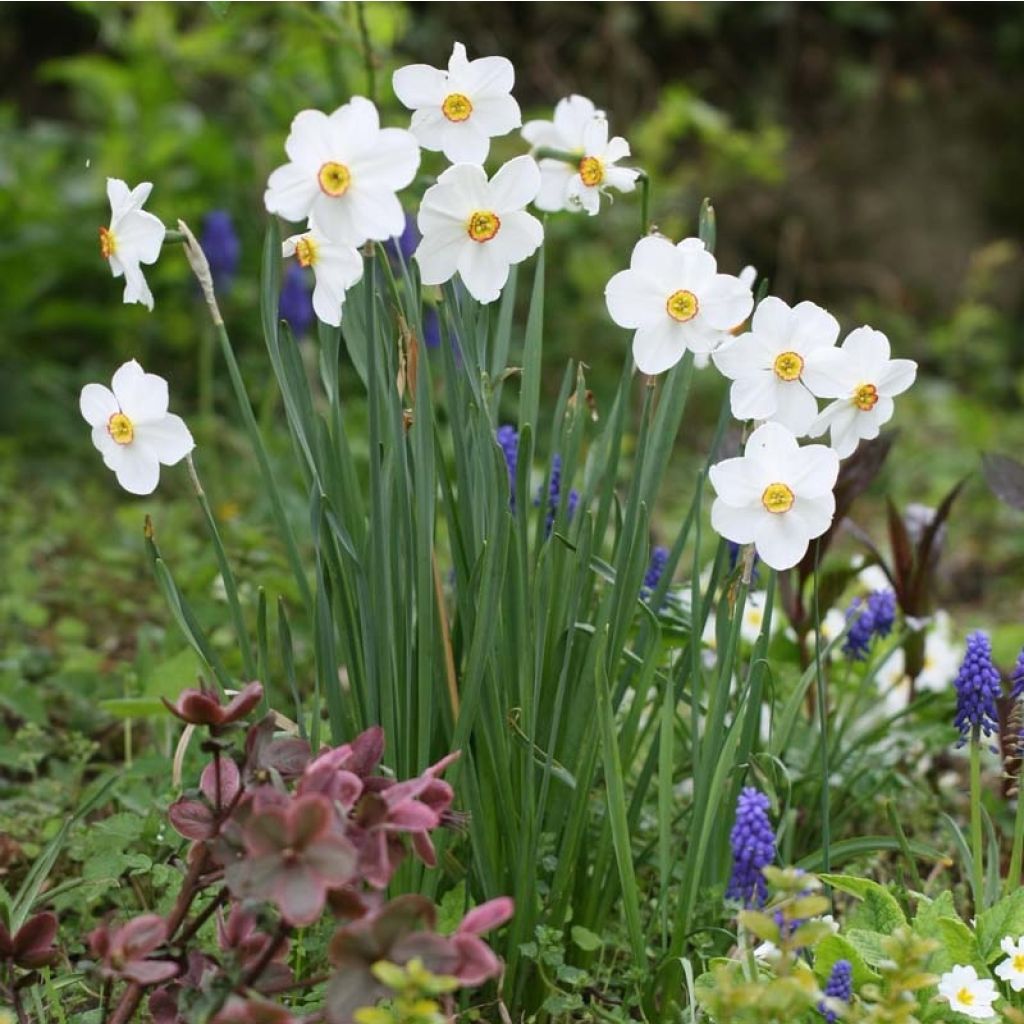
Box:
left=442, top=92, right=473, bottom=122
left=956, top=988, right=975, bottom=1006
left=107, top=412, right=134, bottom=445
left=773, top=350, right=804, bottom=381
left=295, top=236, right=318, bottom=267
left=1013, top=954, right=1024, bottom=972
left=318, top=161, right=351, bottom=197
left=761, top=482, right=794, bottom=514
left=666, top=289, right=699, bottom=323
left=99, top=226, right=116, bottom=260
left=467, top=210, right=500, bottom=243
left=853, top=382, right=879, bottom=411
left=578, top=156, right=605, bottom=187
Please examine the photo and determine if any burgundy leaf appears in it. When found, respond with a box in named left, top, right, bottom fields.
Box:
left=168, top=799, right=217, bottom=841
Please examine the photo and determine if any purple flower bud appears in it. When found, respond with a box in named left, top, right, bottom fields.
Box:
left=641, top=546, right=669, bottom=605
left=953, top=630, right=1001, bottom=747
left=726, top=787, right=775, bottom=908
left=496, top=425, right=519, bottom=509
left=538, top=454, right=579, bottom=537
left=818, top=959, right=853, bottom=1022
left=842, top=589, right=896, bottom=661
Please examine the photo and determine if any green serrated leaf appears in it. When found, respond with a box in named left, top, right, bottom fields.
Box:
left=571, top=925, right=603, bottom=952
left=820, top=873, right=907, bottom=934
left=814, top=933, right=880, bottom=985
left=976, top=888, right=1024, bottom=963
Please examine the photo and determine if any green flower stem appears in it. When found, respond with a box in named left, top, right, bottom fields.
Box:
left=532, top=146, right=581, bottom=164
left=638, top=172, right=650, bottom=236
left=812, top=542, right=831, bottom=877
left=1006, top=763, right=1024, bottom=896
left=970, top=726, right=985, bottom=909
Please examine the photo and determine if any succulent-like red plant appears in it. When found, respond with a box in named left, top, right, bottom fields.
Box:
left=89, top=914, right=178, bottom=984
left=0, top=911, right=60, bottom=969
left=212, top=995, right=296, bottom=1024
left=164, top=681, right=264, bottom=729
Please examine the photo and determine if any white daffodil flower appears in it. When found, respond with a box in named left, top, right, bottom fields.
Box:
left=708, top=421, right=839, bottom=571
left=264, top=97, right=420, bottom=247
left=392, top=41, right=520, bottom=165
left=414, top=155, right=543, bottom=304
left=938, top=965, right=998, bottom=1019
left=282, top=227, right=363, bottom=328
left=522, top=95, right=640, bottom=216
left=605, top=235, right=754, bottom=375
left=802, top=326, right=917, bottom=458
left=80, top=360, right=194, bottom=496
left=100, top=178, right=166, bottom=311
left=712, top=297, right=840, bottom=436
left=995, top=936, right=1024, bottom=991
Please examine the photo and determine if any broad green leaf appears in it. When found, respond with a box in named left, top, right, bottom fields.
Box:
left=820, top=873, right=907, bottom=934
left=976, top=888, right=1024, bottom=963
left=814, top=934, right=881, bottom=985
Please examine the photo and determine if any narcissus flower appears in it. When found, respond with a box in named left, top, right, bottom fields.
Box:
left=522, top=95, right=639, bottom=216
left=415, top=156, right=543, bottom=304
left=803, top=327, right=917, bottom=458
left=712, top=297, right=840, bottom=435
left=282, top=228, right=363, bottom=327
left=264, top=98, right=420, bottom=246
left=605, top=236, right=754, bottom=375
left=80, top=360, right=194, bottom=495
left=99, top=178, right=166, bottom=311
left=709, top=422, right=839, bottom=571
left=996, top=936, right=1024, bottom=991
left=938, top=965, right=998, bottom=1019
left=393, top=42, right=521, bottom=165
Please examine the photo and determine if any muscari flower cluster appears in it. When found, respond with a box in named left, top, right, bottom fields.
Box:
left=726, top=787, right=776, bottom=908
left=842, top=588, right=896, bottom=661
left=495, top=425, right=578, bottom=531
left=952, top=630, right=1002, bottom=748
left=818, top=959, right=853, bottom=1023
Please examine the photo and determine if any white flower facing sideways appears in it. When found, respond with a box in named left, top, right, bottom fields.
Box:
left=996, top=935, right=1024, bottom=991
left=415, top=155, right=543, bottom=304
left=100, top=178, right=166, bottom=311
left=80, top=360, right=194, bottom=496
left=938, top=965, right=998, bottom=1019
left=393, top=41, right=521, bottom=165
left=709, top=421, right=839, bottom=571
left=264, top=97, right=420, bottom=247
left=282, top=226, right=362, bottom=328
left=713, top=296, right=840, bottom=436
left=605, top=235, right=754, bottom=375
left=522, top=94, right=640, bottom=216
left=802, top=326, right=917, bottom=458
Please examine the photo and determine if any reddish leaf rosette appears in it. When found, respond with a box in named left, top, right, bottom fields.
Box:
left=0, top=911, right=60, bottom=969
left=164, top=681, right=264, bottom=729
left=89, top=914, right=178, bottom=985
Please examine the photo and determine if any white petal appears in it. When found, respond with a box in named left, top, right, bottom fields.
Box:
left=439, top=121, right=490, bottom=165
left=822, top=404, right=862, bottom=458
left=111, top=444, right=161, bottom=496
left=265, top=161, right=318, bottom=221
left=327, top=96, right=381, bottom=148
left=603, top=135, right=631, bottom=164
left=464, top=54, right=515, bottom=97
left=284, top=109, right=334, bottom=168
left=392, top=63, right=447, bottom=109
left=470, top=94, right=522, bottom=137
left=630, top=235, right=681, bottom=285
left=136, top=414, right=194, bottom=465
left=106, top=177, right=133, bottom=216
left=487, top=155, right=541, bottom=212
left=120, top=260, right=155, bottom=311
left=729, top=372, right=779, bottom=421
left=712, top=334, right=759, bottom=379
left=605, top=268, right=667, bottom=329
left=700, top=273, right=754, bottom=331
left=490, top=210, right=543, bottom=264
left=415, top=224, right=467, bottom=286
left=553, top=94, right=598, bottom=148
left=603, top=165, right=639, bottom=193
left=750, top=295, right=792, bottom=339
left=521, top=118, right=563, bottom=150
left=789, top=444, right=840, bottom=498
left=791, top=491, right=836, bottom=538
left=581, top=116, right=610, bottom=155
left=843, top=326, right=891, bottom=372
left=744, top=421, right=800, bottom=479
left=668, top=239, right=717, bottom=292
left=632, top=320, right=686, bottom=376
left=709, top=456, right=761, bottom=506
left=429, top=163, right=490, bottom=211
left=877, top=358, right=917, bottom=397
left=348, top=127, right=420, bottom=191
left=80, top=384, right=118, bottom=427
left=533, top=162, right=573, bottom=212
left=801, top=348, right=855, bottom=399
left=710, top=499, right=759, bottom=545
left=789, top=300, right=840, bottom=352
left=569, top=180, right=600, bottom=216
left=409, top=106, right=447, bottom=148
left=114, top=210, right=165, bottom=265
left=311, top=277, right=343, bottom=326
left=457, top=240, right=510, bottom=304
left=771, top=383, right=819, bottom=436
left=112, top=360, right=169, bottom=424
left=753, top=511, right=811, bottom=571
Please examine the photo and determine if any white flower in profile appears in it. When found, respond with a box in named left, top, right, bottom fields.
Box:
left=522, top=95, right=640, bottom=216
left=937, top=965, right=998, bottom=1019
left=415, top=155, right=543, bottom=304
left=99, top=178, right=166, bottom=311
left=80, top=360, right=194, bottom=495
left=282, top=227, right=363, bottom=328
left=712, top=297, right=840, bottom=436
left=802, top=327, right=917, bottom=458
left=605, top=236, right=754, bottom=375
left=708, top=422, right=839, bottom=571
left=392, top=42, right=520, bottom=165
left=995, top=936, right=1024, bottom=991
left=264, top=97, right=420, bottom=246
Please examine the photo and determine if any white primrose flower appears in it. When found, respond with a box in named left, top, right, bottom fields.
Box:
left=392, top=41, right=520, bottom=165
left=712, top=297, right=840, bottom=436
left=802, top=326, right=917, bottom=458
left=99, top=178, right=166, bottom=311
left=605, top=236, right=754, bottom=375
left=414, top=155, right=543, bottom=304
left=522, top=95, right=640, bottom=216
left=995, top=936, right=1024, bottom=991
left=937, top=965, right=998, bottom=1019
left=708, top=421, right=839, bottom=572
left=80, top=360, right=194, bottom=496
left=282, top=227, right=363, bottom=328
left=264, top=97, right=420, bottom=246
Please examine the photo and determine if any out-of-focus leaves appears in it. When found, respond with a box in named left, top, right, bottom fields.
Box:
left=982, top=453, right=1024, bottom=511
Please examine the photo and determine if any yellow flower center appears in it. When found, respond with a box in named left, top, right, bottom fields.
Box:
left=317, top=161, right=351, bottom=197
left=1013, top=954, right=1024, bottom=972
left=956, top=988, right=975, bottom=1006
left=666, top=289, right=699, bottom=323
left=295, top=236, right=318, bottom=267
left=761, top=482, right=795, bottom=514
left=467, top=210, right=501, bottom=243
left=107, top=412, right=134, bottom=445
left=99, top=226, right=116, bottom=260
left=578, top=156, right=605, bottom=187
left=442, top=92, right=473, bottom=122
left=773, top=350, right=804, bottom=381
left=853, top=382, right=879, bottom=411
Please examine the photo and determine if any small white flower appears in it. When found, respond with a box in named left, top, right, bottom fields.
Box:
left=282, top=227, right=363, bottom=328
left=414, top=155, right=543, bottom=304
left=712, top=297, right=840, bottom=436
left=100, top=178, right=166, bottom=311
left=392, top=42, right=520, bottom=165
left=708, top=422, right=839, bottom=571
left=937, top=965, right=998, bottom=1019
left=264, top=97, right=420, bottom=246
left=916, top=611, right=962, bottom=693
left=522, top=95, right=640, bottom=216
left=802, top=327, right=917, bottom=458
left=996, top=936, right=1024, bottom=991
left=80, top=360, right=194, bottom=496
left=605, top=236, right=754, bottom=375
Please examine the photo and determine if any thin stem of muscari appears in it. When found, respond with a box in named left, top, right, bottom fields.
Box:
left=1007, top=759, right=1024, bottom=896
left=970, top=726, right=985, bottom=909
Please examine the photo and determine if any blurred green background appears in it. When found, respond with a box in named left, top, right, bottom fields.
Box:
left=2, top=0, right=1024, bottom=626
